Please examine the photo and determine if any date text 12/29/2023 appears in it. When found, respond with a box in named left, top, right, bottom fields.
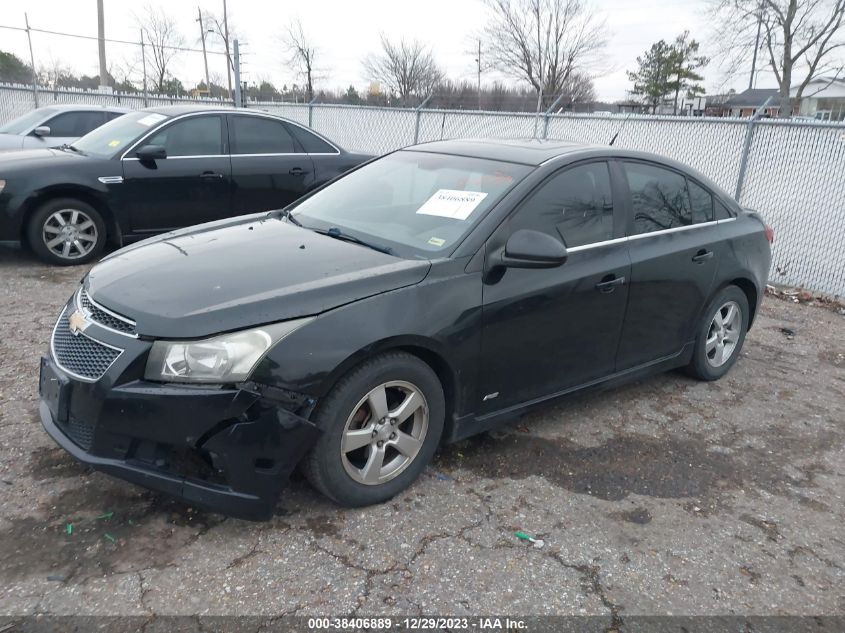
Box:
left=307, top=617, right=528, bottom=630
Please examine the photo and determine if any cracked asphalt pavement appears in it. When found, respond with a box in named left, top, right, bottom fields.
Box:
left=0, top=246, right=843, bottom=618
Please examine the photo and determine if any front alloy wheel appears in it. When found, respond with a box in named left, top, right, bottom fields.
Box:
left=303, top=352, right=445, bottom=506
left=341, top=381, right=429, bottom=485
left=42, top=208, right=99, bottom=261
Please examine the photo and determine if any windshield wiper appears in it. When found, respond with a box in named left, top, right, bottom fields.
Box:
left=282, top=209, right=302, bottom=226
left=314, top=227, right=393, bottom=255
left=58, top=144, right=85, bottom=155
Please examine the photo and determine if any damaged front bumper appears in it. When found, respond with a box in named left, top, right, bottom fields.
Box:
left=39, top=354, right=321, bottom=520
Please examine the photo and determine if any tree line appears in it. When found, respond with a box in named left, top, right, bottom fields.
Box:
left=1, top=0, right=842, bottom=117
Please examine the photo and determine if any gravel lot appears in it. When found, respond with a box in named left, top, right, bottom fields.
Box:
left=0, top=245, right=843, bottom=621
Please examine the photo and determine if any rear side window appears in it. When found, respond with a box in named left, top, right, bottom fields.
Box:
left=287, top=124, right=336, bottom=153
left=715, top=200, right=734, bottom=220
left=146, top=116, right=223, bottom=156
left=105, top=111, right=125, bottom=122
left=624, top=162, right=691, bottom=234
left=510, top=162, right=614, bottom=248
left=231, top=116, right=297, bottom=154
left=44, top=111, right=104, bottom=137
left=687, top=179, right=714, bottom=224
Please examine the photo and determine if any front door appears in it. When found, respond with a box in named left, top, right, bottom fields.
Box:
left=121, top=114, right=232, bottom=233
left=614, top=161, right=723, bottom=370
left=479, top=161, right=631, bottom=413
left=228, top=114, right=315, bottom=215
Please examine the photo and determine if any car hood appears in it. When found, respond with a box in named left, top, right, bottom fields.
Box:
left=0, top=134, right=25, bottom=151
left=86, top=215, right=432, bottom=338
left=0, top=147, right=87, bottom=169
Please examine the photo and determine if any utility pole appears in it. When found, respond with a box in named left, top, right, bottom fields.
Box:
left=223, top=0, right=232, bottom=98
left=197, top=6, right=211, bottom=95
left=749, top=0, right=763, bottom=90
left=97, top=0, right=108, bottom=89
left=233, top=38, right=242, bottom=107
left=475, top=39, right=482, bottom=110
left=24, top=13, right=38, bottom=107
left=140, top=29, right=148, bottom=106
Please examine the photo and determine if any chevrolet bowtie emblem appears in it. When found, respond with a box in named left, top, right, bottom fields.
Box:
left=68, top=310, right=89, bottom=336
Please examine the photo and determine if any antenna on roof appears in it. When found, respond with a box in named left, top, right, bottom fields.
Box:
left=609, top=112, right=633, bottom=146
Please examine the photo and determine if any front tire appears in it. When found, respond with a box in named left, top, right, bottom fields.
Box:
left=27, top=198, right=107, bottom=265
left=303, top=352, right=445, bottom=506
left=686, top=285, right=749, bottom=381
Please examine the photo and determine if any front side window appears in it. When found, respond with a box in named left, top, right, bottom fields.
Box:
left=624, top=162, right=692, bottom=234
left=231, top=116, right=296, bottom=154
left=687, top=179, right=714, bottom=224
left=43, top=111, right=104, bottom=137
left=0, top=108, right=57, bottom=135
left=292, top=150, right=531, bottom=258
left=146, top=116, right=223, bottom=157
left=509, top=162, right=614, bottom=248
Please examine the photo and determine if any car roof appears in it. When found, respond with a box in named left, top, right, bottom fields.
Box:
left=405, top=138, right=592, bottom=166
left=143, top=105, right=282, bottom=118
left=36, top=104, right=130, bottom=114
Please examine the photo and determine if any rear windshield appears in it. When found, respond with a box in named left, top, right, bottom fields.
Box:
left=72, top=111, right=170, bottom=158
left=292, top=150, right=532, bottom=258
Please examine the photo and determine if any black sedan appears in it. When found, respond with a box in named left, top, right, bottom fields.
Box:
left=0, top=106, right=369, bottom=264
left=38, top=139, right=772, bottom=518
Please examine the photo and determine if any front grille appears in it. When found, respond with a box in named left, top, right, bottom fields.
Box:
left=79, top=290, right=136, bottom=336
left=63, top=416, right=95, bottom=450
left=52, top=309, right=122, bottom=381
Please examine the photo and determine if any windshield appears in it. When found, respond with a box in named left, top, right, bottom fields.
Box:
left=0, top=108, right=56, bottom=135
left=73, top=110, right=169, bottom=158
left=291, top=151, right=532, bottom=258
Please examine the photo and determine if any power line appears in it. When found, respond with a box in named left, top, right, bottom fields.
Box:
left=0, top=23, right=227, bottom=56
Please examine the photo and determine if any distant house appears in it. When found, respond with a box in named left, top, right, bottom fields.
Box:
left=791, top=77, right=845, bottom=121
left=715, top=88, right=787, bottom=117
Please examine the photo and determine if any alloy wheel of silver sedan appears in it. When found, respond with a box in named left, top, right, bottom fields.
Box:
left=42, top=208, right=99, bottom=261
left=705, top=300, right=742, bottom=367
left=340, top=380, right=429, bottom=485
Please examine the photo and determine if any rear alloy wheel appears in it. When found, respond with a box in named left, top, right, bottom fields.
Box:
left=303, top=352, right=445, bottom=506
left=27, top=198, right=107, bottom=265
left=687, top=285, right=749, bottom=381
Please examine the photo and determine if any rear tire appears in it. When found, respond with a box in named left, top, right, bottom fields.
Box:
left=303, top=352, right=445, bottom=506
left=686, top=285, right=749, bottom=381
left=27, top=198, right=107, bottom=266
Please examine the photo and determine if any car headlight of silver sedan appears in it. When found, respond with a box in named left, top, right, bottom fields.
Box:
left=144, top=318, right=312, bottom=383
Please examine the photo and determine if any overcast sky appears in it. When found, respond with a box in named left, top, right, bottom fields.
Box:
left=1, top=0, right=777, bottom=101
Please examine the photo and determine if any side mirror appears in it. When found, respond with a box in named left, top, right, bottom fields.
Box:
left=136, top=144, right=167, bottom=161
left=498, top=229, right=568, bottom=269
left=32, top=126, right=51, bottom=137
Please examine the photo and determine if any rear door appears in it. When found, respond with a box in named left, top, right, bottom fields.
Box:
left=121, top=114, right=232, bottom=233
left=228, top=114, right=316, bottom=214
left=478, top=160, right=631, bottom=412
left=614, top=160, right=725, bottom=370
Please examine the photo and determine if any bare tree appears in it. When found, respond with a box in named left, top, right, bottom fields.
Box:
left=482, top=0, right=607, bottom=111
left=203, top=10, right=237, bottom=98
left=136, top=5, right=185, bottom=93
left=712, top=0, right=845, bottom=116
left=282, top=19, right=318, bottom=101
left=363, top=35, right=444, bottom=106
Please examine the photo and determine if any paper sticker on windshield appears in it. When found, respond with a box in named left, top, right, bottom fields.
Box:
left=108, top=140, right=121, bottom=147
left=137, top=113, right=167, bottom=127
left=416, top=189, right=488, bottom=221
left=427, top=237, right=446, bottom=247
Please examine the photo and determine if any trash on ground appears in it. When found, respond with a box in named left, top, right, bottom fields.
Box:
left=65, top=522, right=72, bottom=535
left=46, top=574, right=67, bottom=582
left=515, top=531, right=545, bottom=549
left=104, top=533, right=116, bottom=543
left=780, top=327, right=796, bottom=339
left=96, top=512, right=114, bottom=520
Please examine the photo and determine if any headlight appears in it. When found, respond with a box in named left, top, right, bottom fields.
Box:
left=144, top=318, right=311, bottom=383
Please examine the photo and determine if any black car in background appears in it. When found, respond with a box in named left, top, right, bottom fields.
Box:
left=38, top=139, right=773, bottom=518
left=0, top=106, right=369, bottom=264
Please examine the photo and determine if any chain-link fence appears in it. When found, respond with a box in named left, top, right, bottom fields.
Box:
left=1, top=83, right=844, bottom=297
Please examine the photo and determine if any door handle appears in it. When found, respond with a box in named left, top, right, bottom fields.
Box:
left=200, top=171, right=224, bottom=179
left=289, top=167, right=308, bottom=176
left=692, top=249, right=714, bottom=263
left=595, top=275, right=626, bottom=293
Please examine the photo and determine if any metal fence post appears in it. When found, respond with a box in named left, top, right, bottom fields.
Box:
left=308, top=96, right=318, bottom=128
left=414, top=95, right=433, bottom=144
left=24, top=13, right=38, bottom=108
left=542, top=92, right=569, bottom=140
left=735, top=95, right=774, bottom=201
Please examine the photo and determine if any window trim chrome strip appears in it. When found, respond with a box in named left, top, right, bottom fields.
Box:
left=50, top=306, right=125, bottom=383
left=76, top=289, right=139, bottom=339
left=565, top=217, right=736, bottom=253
